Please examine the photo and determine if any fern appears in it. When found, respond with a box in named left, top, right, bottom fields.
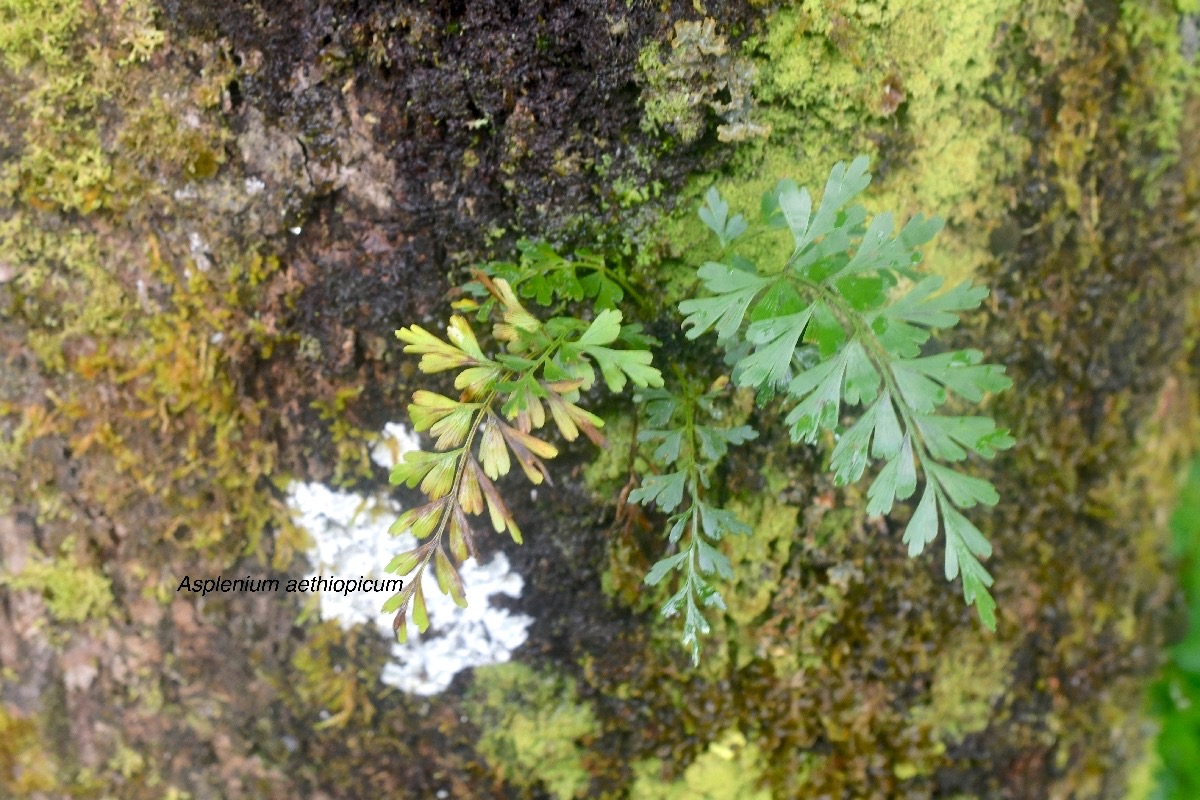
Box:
left=386, top=273, right=663, bottom=641
left=632, top=379, right=756, bottom=664
left=464, top=238, right=646, bottom=318
left=680, top=156, right=1014, bottom=628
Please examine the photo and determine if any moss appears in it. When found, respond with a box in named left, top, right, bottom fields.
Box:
left=0, top=705, right=59, bottom=794
left=910, top=631, right=1013, bottom=744
left=288, top=621, right=379, bottom=730
left=583, top=414, right=638, bottom=491
left=2, top=540, right=114, bottom=624
left=106, top=745, right=147, bottom=780
left=0, top=2, right=327, bottom=791
left=1125, top=732, right=1161, bottom=800
left=1116, top=0, right=1199, bottom=195
left=0, top=0, right=82, bottom=71
left=630, top=729, right=772, bottom=799
left=598, top=2, right=1199, bottom=792
left=310, top=386, right=376, bottom=488
left=724, top=481, right=796, bottom=628
left=0, top=0, right=1194, bottom=795
left=641, top=1, right=1099, bottom=300
left=0, top=0, right=299, bottom=563
left=466, top=662, right=597, bottom=799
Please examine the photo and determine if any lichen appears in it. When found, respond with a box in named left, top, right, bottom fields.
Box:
left=637, top=18, right=770, bottom=146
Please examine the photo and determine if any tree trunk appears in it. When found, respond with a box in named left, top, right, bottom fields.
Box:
left=1, top=1, right=1197, bottom=798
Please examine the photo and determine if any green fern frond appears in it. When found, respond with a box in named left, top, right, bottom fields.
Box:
left=633, top=379, right=757, bottom=664
left=463, top=238, right=646, bottom=318
left=682, top=156, right=1014, bottom=629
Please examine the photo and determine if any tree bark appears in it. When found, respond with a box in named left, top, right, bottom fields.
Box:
left=0, top=1, right=1197, bottom=798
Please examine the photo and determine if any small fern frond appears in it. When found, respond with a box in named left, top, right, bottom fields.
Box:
left=387, top=274, right=662, bottom=641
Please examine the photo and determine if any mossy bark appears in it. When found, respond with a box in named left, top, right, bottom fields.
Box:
left=0, top=1, right=1197, bottom=798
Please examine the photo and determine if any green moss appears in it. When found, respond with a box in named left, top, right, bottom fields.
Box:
left=724, top=483, right=796, bottom=629
left=612, top=9, right=1200, bottom=790
left=106, top=745, right=147, bottom=780
left=2, top=540, right=114, bottom=624
left=630, top=729, right=772, bottom=799
left=910, top=631, right=1013, bottom=743
left=1118, top=0, right=1199, bottom=194
left=582, top=414, right=638, bottom=491
left=466, top=663, right=596, bottom=799
left=0, top=0, right=304, bottom=569
left=288, top=621, right=380, bottom=730
left=0, top=0, right=82, bottom=71
left=310, top=386, right=376, bottom=488
left=641, top=1, right=1103, bottom=299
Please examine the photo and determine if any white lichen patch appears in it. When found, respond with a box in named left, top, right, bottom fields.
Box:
left=285, top=422, right=533, bottom=696
left=370, top=421, right=422, bottom=471
left=187, top=231, right=211, bottom=271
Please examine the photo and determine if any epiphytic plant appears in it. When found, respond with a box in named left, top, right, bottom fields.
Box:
left=387, top=155, right=1014, bottom=659
left=631, top=378, right=756, bottom=664
left=680, top=156, right=1013, bottom=628
left=385, top=273, right=662, bottom=641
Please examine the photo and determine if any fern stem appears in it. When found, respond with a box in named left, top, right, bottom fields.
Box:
left=793, top=275, right=939, bottom=485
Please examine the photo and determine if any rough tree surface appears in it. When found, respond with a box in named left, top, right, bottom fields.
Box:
left=1, top=1, right=1198, bottom=798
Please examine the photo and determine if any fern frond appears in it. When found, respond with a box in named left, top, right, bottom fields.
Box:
left=633, top=380, right=756, bottom=664
left=684, top=157, right=1014, bottom=629
left=388, top=275, right=663, bottom=641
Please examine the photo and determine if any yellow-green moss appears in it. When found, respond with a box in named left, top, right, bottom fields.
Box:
left=640, top=1, right=1099, bottom=300
left=910, top=631, right=1013, bottom=744
left=0, top=0, right=302, bottom=563
left=466, top=663, right=596, bottom=799
left=630, top=729, right=772, bottom=799
left=288, top=621, right=379, bottom=730
left=2, top=541, right=114, bottom=624
left=1117, top=0, right=1200, bottom=195
left=310, top=386, right=377, bottom=488
left=0, top=7, right=334, bottom=793
left=0, top=705, right=59, bottom=794
left=0, top=0, right=82, bottom=71
left=1125, top=731, right=1163, bottom=800
left=724, top=485, right=796, bottom=627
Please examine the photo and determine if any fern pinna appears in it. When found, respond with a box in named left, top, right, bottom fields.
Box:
left=680, top=156, right=1014, bottom=628
left=386, top=274, right=662, bottom=641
